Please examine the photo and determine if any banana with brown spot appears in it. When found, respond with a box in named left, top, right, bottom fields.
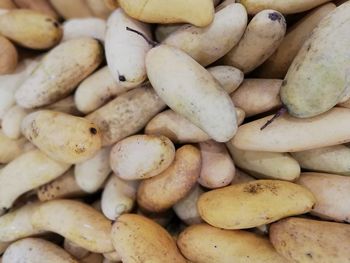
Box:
left=3, top=96, right=81, bottom=140
left=37, top=168, right=85, bottom=201
left=222, top=9, right=286, bottom=73
left=178, top=224, right=285, bottom=263
left=21, top=110, right=102, bottom=164
left=87, top=85, right=166, bottom=146
left=0, top=9, right=62, bottom=49
left=15, top=38, right=103, bottom=108
left=198, top=180, right=315, bottom=229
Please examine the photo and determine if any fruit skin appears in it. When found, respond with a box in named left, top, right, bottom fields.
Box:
left=222, top=9, right=286, bottom=73
left=230, top=79, right=282, bottom=117
left=227, top=143, right=300, bottom=181
left=297, top=172, right=350, bottom=222
left=21, top=110, right=102, bottom=164
left=118, top=0, right=214, bottom=27
left=15, top=38, right=103, bottom=109
left=281, top=2, right=350, bottom=118
left=240, top=0, right=331, bottom=14
left=111, top=214, right=187, bottom=263
left=137, top=145, right=201, bottom=212
left=198, top=180, right=315, bottom=229
left=0, top=149, right=71, bottom=215
left=291, top=145, right=350, bottom=176
left=110, top=135, right=175, bottom=180
left=233, top=107, right=350, bottom=152
left=270, top=217, right=350, bottom=263
left=0, top=9, right=62, bottom=49
left=146, top=45, right=237, bottom=143
left=86, top=86, right=166, bottom=146
left=256, top=3, right=336, bottom=78
left=105, top=9, right=152, bottom=89
left=31, top=200, right=114, bottom=253
left=177, top=224, right=285, bottom=263
left=163, top=3, right=247, bottom=66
